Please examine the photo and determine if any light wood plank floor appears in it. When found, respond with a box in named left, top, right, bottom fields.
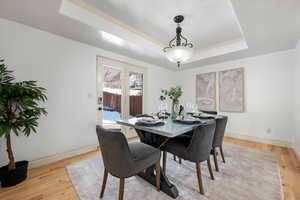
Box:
left=0, top=137, right=299, bottom=200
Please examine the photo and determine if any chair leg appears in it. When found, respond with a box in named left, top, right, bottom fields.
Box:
left=155, top=161, right=161, bottom=191
left=213, top=148, right=219, bottom=172
left=207, top=159, right=215, bottom=180
left=196, top=162, right=205, bottom=195
left=163, top=151, right=167, bottom=174
left=179, top=158, right=182, bottom=164
left=100, top=169, right=108, bottom=198
left=173, top=154, right=177, bottom=161
left=119, top=178, right=125, bottom=200
left=220, top=146, right=226, bottom=163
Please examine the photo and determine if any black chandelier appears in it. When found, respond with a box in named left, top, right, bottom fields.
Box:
left=163, top=15, right=194, bottom=68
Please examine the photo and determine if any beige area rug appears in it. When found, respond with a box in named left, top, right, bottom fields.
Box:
left=66, top=143, right=282, bottom=200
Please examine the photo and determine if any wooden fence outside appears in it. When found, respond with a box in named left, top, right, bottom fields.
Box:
left=103, top=91, right=142, bottom=116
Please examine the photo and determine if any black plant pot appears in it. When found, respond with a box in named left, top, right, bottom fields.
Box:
left=0, top=161, right=28, bottom=187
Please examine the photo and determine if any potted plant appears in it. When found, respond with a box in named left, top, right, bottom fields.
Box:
left=0, top=59, right=47, bottom=187
left=160, top=86, right=183, bottom=119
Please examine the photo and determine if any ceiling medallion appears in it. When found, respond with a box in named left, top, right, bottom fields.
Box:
left=163, top=15, right=194, bottom=68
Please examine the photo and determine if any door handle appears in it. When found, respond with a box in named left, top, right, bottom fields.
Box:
left=98, top=97, right=103, bottom=105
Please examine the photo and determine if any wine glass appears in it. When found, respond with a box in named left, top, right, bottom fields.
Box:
left=159, top=101, right=168, bottom=120
left=185, top=102, right=192, bottom=113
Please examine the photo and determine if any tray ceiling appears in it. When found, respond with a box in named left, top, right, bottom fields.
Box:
left=0, top=0, right=299, bottom=70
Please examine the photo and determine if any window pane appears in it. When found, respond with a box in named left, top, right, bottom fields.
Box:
left=103, top=66, right=122, bottom=124
left=129, top=72, right=143, bottom=117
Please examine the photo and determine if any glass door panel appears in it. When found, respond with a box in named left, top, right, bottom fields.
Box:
left=96, top=57, right=146, bottom=137
left=124, top=71, right=144, bottom=138
left=102, top=65, right=122, bottom=128
left=129, top=72, right=144, bottom=118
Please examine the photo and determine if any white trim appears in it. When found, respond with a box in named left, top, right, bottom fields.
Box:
left=226, top=132, right=293, bottom=147
left=28, top=144, right=98, bottom=169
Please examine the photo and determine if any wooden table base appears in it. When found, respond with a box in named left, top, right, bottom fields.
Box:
left=138, top=167, right=179, bottom=198
left=135, top=129, right=179, bottom=199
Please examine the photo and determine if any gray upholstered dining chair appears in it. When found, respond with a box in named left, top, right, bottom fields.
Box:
left=174, top=116, right=228, bottom=172
left=96, top=125, right=161, bottom=200
left=161, top=121, right=216, bottom=195
left=211, top=116, right=228, bottom=171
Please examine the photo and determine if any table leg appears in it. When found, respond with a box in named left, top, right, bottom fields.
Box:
left=138, top=166, right=179, bottom=198
left=135, top=129, right=179, bottom=199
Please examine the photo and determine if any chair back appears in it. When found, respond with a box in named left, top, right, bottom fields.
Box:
left=96, top=125, right=135, bottom=178
left=212, top=116, right=228, bottom=148
left=186, top=120, right=216, bottom=162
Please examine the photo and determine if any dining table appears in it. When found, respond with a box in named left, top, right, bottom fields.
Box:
left=117, top=116, right=216, bottom=198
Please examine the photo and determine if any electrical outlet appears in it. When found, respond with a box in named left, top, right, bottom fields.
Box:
left=266, top=128, right=272, bottom=134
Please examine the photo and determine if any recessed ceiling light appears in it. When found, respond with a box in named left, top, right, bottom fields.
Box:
left=100, top=31, right=124, bottom=46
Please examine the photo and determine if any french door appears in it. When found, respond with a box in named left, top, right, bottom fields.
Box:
left=96, top=57, right=146, bottom=138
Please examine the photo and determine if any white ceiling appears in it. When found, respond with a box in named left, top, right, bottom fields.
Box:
left=0, top=0, right=299, bottom=70
left=84, top=0, right=243, bottom=48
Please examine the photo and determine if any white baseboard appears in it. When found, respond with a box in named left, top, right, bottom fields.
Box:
left=29, top=144, right=98, bottom=169
left=226, top=132, right=293, bottom=147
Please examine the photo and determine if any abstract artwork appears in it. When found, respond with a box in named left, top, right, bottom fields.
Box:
left=219, top=68, right=244, bottom=112
left=196, top=72, right=216, bottom=111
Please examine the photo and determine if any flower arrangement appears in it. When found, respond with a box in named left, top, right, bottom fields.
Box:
left=160, top=86, right=183, bottom=119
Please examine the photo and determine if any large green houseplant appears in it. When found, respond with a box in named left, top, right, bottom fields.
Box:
left=0, top=59, right=47, bottom=187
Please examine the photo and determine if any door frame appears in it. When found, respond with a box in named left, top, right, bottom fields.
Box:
left=96, top=56, right=147, bottom=127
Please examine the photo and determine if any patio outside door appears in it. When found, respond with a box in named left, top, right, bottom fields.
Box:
left=96, top=57, right=146, bottom=138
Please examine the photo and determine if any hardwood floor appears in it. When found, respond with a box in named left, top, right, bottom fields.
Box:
left=0, top=137, right=299, bottom=200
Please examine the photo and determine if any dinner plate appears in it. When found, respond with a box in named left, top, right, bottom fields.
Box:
left=173, top=118, right=202, bottom=125
left=135, top=121, right=165, bottom=127
left=136, top=117, right=164, bottom=126
left=186, top=112, right=203, bottom=115
left=192, top=114, right=216, bottom=119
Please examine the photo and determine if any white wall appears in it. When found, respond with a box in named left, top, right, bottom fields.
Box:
left=175, top=50, right=295, bottom=145
left=0, top=17, right=298, bottom=167
left=0, top=18, right=174, bottom=166
left=293, top=39, right=300, bottom=158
